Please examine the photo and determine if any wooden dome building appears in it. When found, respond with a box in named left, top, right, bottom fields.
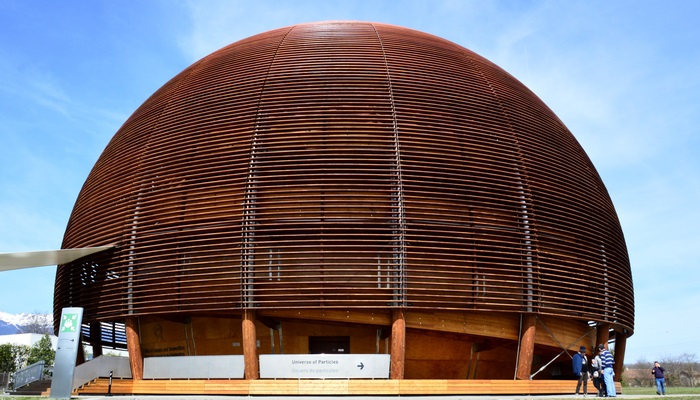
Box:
left=55, top=21, right=633, bottom=393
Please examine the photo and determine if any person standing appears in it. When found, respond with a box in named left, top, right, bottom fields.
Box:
left=598, top=344, right=616, bottom=397
left=591, top=351, right=607, bottom=397
left=573, top=345, right=590, bottom=397
left=651, top=361, right=666, bottom=395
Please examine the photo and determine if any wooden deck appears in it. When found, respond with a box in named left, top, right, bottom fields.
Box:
left=75, top=378, right=622, bottom=396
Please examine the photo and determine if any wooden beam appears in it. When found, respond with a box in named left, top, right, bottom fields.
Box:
left=259, top=308, right=592, bottom=355
left=125, top=316, right=143, bottom=380
left=258, top=308, right=391, bottom=327
left=516, top=314, right=536, bottom=380
left=404, top=310, right=519, bottom=340
left=76, top=333, right=86, bottom=366
left=90, top=322, right=103, bottom=358
left=242, top=310, right=260, bottom=380
left=596, top=323, right=611, bottom=350
left=390, top=309, right=406, bottom=379
left=613, top=331, right=626, bottom=379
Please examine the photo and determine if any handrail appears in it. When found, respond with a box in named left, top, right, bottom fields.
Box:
left=72, top=355, right=131, bottom=391
left=12, top=361, right=45, bottom=389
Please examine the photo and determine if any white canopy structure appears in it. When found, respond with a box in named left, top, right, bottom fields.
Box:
left=0, top=246, right=114, bottom=272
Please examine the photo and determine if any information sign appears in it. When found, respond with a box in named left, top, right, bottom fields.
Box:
left=259, top=354, right=390, bottom=379
left=50, top=307, right=84, bottom=399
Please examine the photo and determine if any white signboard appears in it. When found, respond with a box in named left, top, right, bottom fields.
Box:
left=259, top=354, right=390, bottom=379
left=144, top=355, right=245, bottom=379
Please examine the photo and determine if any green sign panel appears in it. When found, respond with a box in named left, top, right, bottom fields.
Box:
left=59, top=313, right=79, bottom=333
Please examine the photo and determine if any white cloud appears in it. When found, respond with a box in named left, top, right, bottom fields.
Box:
left=0, top=58, right=72, bottom=118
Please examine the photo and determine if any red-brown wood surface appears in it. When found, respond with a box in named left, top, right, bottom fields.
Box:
left=55, top=22, right=633, bottom=336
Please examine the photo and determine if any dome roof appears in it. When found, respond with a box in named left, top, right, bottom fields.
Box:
left=56, top=21, right=633, bottom=332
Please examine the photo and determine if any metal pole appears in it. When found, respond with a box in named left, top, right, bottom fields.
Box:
left=107, top=370, right=113, bottom=397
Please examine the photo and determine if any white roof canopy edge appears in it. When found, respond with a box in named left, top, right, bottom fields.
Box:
left=0, top=245, right=115, bottom=272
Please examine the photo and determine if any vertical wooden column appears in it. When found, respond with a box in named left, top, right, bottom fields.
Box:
left=596, top=323, right=611, bottom=349
left=613, top=331, right=627, bottom=379
left=125, top=316, right=143, bottom=380
left=390, top=309, right=406, bottom=379
left=516, top=314, right=537, bottom=380
left=242, top=310, right=259, bottom=380
left=76, top=334, right=86, bottom=366
left=90, top=322, right=103, bottom=358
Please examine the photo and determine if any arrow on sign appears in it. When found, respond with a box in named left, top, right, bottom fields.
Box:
left=357, top=362, right=364, bottom=370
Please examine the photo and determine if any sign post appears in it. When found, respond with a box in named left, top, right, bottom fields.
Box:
left=50, top=307, right=84, bottom=399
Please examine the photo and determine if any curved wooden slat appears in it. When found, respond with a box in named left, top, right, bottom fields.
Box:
left=55, top=22, right=633, bottom=337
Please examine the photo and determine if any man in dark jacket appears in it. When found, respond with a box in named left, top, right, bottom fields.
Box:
left=573, top=345, right=589, bottom=397
left=652, top=361, right=666, bottom=395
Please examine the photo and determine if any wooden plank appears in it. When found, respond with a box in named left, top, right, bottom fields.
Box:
left=446, top=379, right=494, bottom=394
left=203, top=379, right=249, bottom=395
left=249, top=379, right=298, bottom=395
left=404, top=310, right=520, bottom=340
left=348, top=379, right=399, bottom=395
left=399, top=379, right=448, bottom=394
left=258, top=308, right=392, bottom=326
left=75, top=378, right=623, bottom=396
left=298, top=379, right=349, bottom=395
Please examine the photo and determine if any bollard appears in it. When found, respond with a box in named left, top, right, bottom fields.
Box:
left=107, top=370, right=113, bottom=396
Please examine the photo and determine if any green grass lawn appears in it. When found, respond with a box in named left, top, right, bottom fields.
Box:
left=623, top=386, right=700, bottom=395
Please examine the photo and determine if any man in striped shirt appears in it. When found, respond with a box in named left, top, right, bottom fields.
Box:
left=598, top=344, right=616, bottom=397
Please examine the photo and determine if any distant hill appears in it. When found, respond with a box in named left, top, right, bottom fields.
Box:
left=0, top=319, right=19, bottom=335
left=0, top=311, right=53, bottom=335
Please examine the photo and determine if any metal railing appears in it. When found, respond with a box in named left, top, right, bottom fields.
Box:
left=72, top=355, right=131, bottom=391
left=0, top=371, right=11, bottom=391
left=12, top=361, right=46, bottom=389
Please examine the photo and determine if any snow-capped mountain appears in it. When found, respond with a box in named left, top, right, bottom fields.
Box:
left=0, top=311, right=53, bottom=335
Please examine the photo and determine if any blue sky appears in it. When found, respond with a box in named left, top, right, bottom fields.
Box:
left=1, top=0, right=698, bottom=364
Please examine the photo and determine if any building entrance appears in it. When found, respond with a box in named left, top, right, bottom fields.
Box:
left=308, top=336, right=349, bottom=354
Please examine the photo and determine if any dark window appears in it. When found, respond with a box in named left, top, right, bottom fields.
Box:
left=308, top=336, right=350, bottom=354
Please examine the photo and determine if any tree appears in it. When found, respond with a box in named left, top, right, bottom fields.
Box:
left=28, top=334, right=55, bottom=366
left=678, top=353, right=698, bottom=387
left=0, top=344, right=15, bottom=373
left=623, top=354, right=700, bottom=388
left=661, top=353, right=699, bottom=387
left=0, top=343, right=30, bottom=373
